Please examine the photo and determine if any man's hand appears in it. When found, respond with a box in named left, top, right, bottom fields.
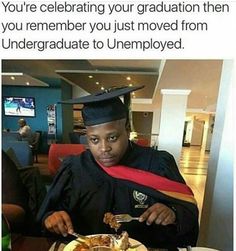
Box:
left=139, top=203, right=176, bottom=226
left=44, top=211, right=74, bottom=236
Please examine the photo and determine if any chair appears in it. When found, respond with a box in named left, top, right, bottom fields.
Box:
left=48, top=144, right=86, bottom=176
left=135, top=138, right=150, bottom=147
left=2, top=141, right=33, bottom=167
left=30, top=132, right=41, bottom=163
left=2, top=131, right=21, bottom=141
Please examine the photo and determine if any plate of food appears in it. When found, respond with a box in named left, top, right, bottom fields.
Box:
left=63, top=232, right=147, bottom=251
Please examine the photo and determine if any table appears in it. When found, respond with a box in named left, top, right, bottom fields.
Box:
left=11, top=234, right=55, bottom=251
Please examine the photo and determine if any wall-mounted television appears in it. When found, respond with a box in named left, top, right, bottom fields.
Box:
left=3, top=96, right=36, bottom=117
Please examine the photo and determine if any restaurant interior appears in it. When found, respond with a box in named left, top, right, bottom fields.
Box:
left=1, top=59, right=233, bottom=251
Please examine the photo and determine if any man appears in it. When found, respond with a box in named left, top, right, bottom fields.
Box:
left=2, top=150, right=47, bottom=235
left=2, top=150, right=28, bottom=232
left=18, top=118, right=34, bottom=144
left=37, top=86, right=199, bottom=249
left=16, top=100, right=21, bottom=114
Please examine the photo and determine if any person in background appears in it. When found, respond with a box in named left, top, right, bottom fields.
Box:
left=2, top=150, right=47, bottom=235
left=16, top=100, right=21, bottom=114
left=2, top=150, right=28, bottom=232
left=18, top=118, right=34, bottom=144
left=37, top=86, right=199, bottom=249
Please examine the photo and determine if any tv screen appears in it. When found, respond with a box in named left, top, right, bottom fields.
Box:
left=3, top=96, right=36, bottom=117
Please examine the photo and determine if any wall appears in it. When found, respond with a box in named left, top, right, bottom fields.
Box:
left=133, top=111, right=153, bottom=135
left=151, top=108, right=161, bottom=135
left=198, top=60, right=233, bottom=251
left=158, top=91, right=189, bottom=163
left=60, top=80, right=73, bottom=143
left=184, top=119, right=193, bottom=143
left=191, top=118, right=204, bottom=146
left=185, top=113, right=212, bottom=150
left=205, top=115, right=214, bottom=151
left=2, top=85, right=70, bottom=153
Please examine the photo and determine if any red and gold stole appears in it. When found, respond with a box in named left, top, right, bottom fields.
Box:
left=98, top=163, right=197, bottom=205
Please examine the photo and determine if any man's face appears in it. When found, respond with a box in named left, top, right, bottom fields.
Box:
left=86, top=119, right=129, bottom=167
left=18, top=121, right=24, bottom=127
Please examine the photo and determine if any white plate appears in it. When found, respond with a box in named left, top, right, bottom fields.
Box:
left=63, top=234, right=147, bottom=251
left=178, top=248, right=220, bottom=251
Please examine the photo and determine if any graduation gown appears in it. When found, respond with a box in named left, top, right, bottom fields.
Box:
left=37, top=142, right=199, bottom=249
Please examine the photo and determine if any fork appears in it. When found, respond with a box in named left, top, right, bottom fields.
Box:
left=69, top=232, right=88, bottom=241
left=115, top=214, right=140, bottom=223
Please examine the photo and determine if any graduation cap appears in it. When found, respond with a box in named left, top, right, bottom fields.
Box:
left=59, top=85, right=144, bottom=126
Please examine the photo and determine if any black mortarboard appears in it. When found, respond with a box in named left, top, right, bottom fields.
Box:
left=59, top=85, right=144, bottom=126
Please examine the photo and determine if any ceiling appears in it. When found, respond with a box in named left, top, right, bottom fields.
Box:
left=1, top=59, right=222, bottom=112
left=2, top=73, right=49, bottom=87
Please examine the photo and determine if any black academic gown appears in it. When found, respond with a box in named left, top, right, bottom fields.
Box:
left=37, top=142, right=199, bottom=249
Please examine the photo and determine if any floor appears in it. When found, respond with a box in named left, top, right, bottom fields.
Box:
left=179, top=146, right=209, bottom=220
left=36, top=153, right=50, bottom=176
left=36, top=145, right=209, bottom=219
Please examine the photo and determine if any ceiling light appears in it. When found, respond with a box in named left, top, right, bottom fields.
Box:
left=10, top=76, right=15, bottom=80
left=26, top=82, right=30, bottom=86
left=128, top=83, right=133, bottom=87
left=2, top=72, right=23, bottom=76
left=101, top=86, right=105, bottom=90
left=88, top=75, right=93, bottom=79
left=126, top=76, right=131, bottom=81
left=96, top=81, right=99, bottom=85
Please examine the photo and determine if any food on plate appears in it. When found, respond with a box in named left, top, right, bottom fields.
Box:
left=103, top=212, right=121, bottom=231
left=73, top=213, right=132, bottom=250
left=113, top=231, right=129, bottom=250
left=73, top=235, right=111, bottom=251
left=73, top=232, right=130, bottom=251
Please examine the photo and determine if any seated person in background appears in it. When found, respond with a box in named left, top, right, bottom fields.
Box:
left=37, top=86, right=199, bottom=249
left=2, top=150, right=47, bottom=235
left=18, top=118, right=34, bottom=144
left=2, top=150, right=28, bottom=232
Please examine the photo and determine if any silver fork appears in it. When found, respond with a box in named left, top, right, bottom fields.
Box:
left=115, top=214, right=140, bottom=223
left=70, top=232, right=88, bottom=241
